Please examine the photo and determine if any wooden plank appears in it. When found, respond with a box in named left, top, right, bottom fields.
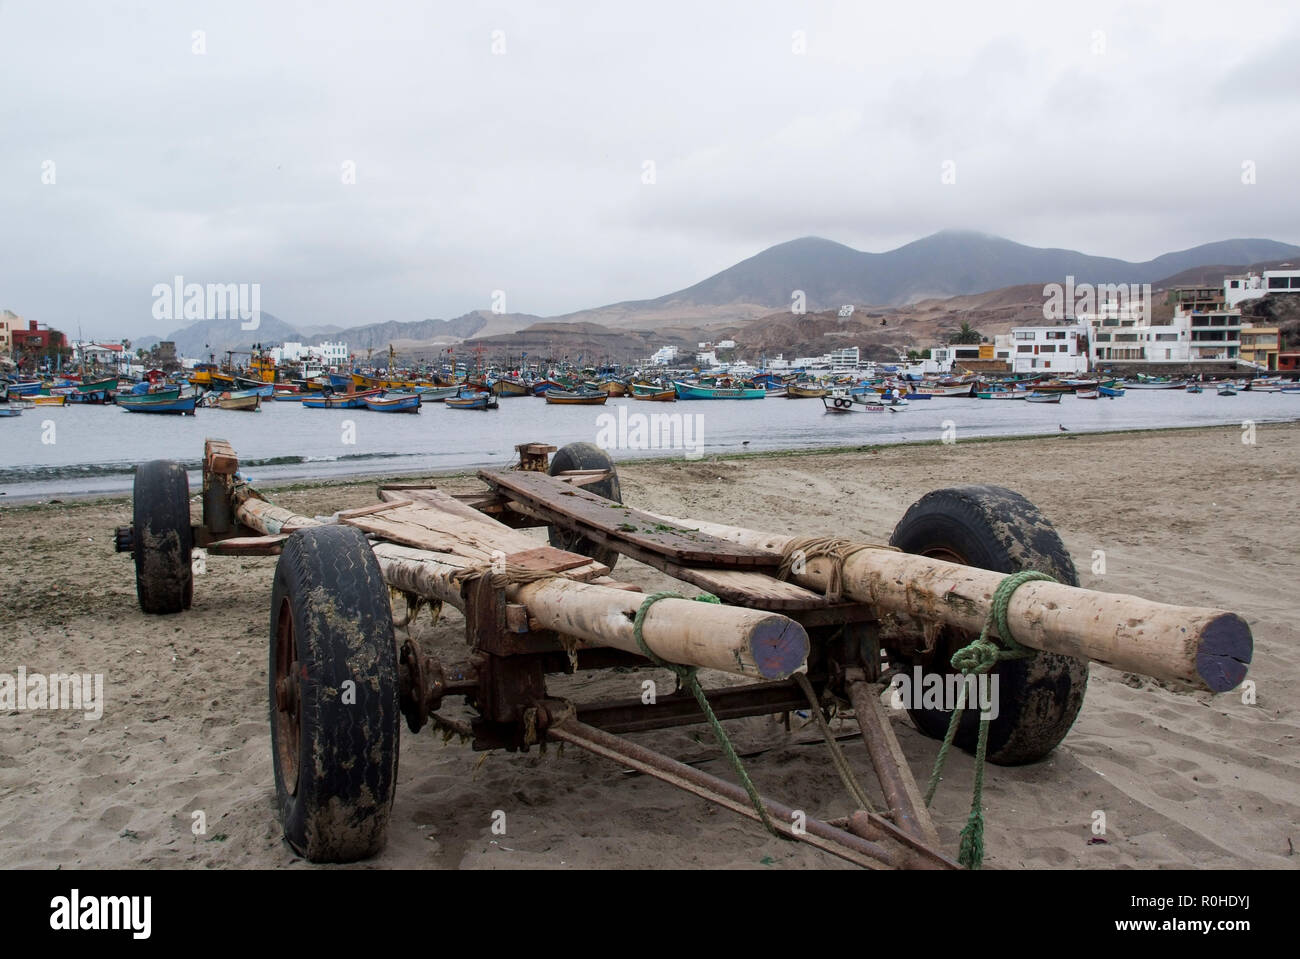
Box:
left=345, top=501, right=610, bottom=581
left=478, top=468, right=781, bottom=568
left=207, top=534, right=288, bottom=555
left=506, top=546, right=592, bottom=573
left=669, top=566, right=838, bottom=610
left=336, top=499, right=412, bottom=520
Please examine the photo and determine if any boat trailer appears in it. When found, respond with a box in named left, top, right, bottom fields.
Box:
left=114, top=438, right=1253, bottom=869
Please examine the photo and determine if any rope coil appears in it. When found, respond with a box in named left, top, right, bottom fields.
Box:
left=776, top=536, right=899, bottom=603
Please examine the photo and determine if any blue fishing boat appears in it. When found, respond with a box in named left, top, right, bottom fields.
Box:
left=118, top=394, right=198, bottom=414
left=1098, top=385, right=1125, bottom=398
left=364, top=392, right=421, bottom=413
left=673, top=381, right=766, bottom=400
left=445, top=390, right=498, bottom=410
left=302, top=389, right=381, bottom=409
left=413, top=384, right=461, bottom=401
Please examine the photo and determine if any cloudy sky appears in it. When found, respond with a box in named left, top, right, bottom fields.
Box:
left=2, top=0, right=1297, bottom=340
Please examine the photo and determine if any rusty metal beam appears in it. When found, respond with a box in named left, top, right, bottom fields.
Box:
left=574, top=680, right=811, bottom=734
left=546, top=717, right=956, bottom=870
left=845, top=674, right=941, bottom=848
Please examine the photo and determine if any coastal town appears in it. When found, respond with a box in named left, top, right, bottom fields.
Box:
left=2, top=266, right=1297, bottom=410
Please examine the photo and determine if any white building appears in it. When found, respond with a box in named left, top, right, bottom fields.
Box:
left=317, top=341, right=349, bottom=367
left=1085, top=309, right=1241, bottom=365
left=695, top=350, right=718, bottom=367
left=1223, top=268, right=1300, bottom=309
left=716, top=339, right=736, bottom=349
left=993, top=324, right=1090, bottom=374
left=650, top=345, right=678, bottom=365
left=829, top=347, right=860, bottom=370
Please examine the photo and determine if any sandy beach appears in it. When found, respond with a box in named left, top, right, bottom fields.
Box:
left=1, top=424, right=1296, bottom=870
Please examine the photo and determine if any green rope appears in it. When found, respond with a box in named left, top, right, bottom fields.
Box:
left=923, top=568, right=1055, bottom=869
left=632, top=591, right=783, bottom=839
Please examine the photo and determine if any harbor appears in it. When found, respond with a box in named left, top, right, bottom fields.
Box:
left=2, top=383, right=1298, bottom=501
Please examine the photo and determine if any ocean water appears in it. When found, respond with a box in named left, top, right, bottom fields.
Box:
left=1, top=389, right=1296, bottom=501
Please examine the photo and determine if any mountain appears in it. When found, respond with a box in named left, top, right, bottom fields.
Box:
left=603, top=231, right=1300, bottom=313
left=132, top=312, right=303, bottom=358
left=132, top=231, right=1300, bottom=361
left=133, top=310, right=542, bottom=359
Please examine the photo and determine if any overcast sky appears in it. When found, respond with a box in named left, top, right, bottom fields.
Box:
left=2, top=0, right=1298, bottom=340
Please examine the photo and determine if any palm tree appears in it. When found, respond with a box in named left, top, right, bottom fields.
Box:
left=949, top=321, right=982, bottom=345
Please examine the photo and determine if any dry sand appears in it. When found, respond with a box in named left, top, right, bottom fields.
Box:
left=1, top=424, right=1296, bottom=870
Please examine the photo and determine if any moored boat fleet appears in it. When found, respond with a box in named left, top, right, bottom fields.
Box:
left=4, top=364, right=1297, bottom=419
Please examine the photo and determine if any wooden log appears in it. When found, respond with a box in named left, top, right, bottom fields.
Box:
left=371, top=542, right=807, bottom=680
left=204, top=438, right=238, bottom=475
left=646, top=514, right=1250, bottom=693
left=234, top=495, right=324, bottom=535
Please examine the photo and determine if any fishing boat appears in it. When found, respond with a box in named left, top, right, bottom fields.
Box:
left=1025, top=392, right=1062, bottom=404
left=823, top=395, right=891, bottom=414
left=630, top=388, right=676, bottom=402
left=6, top=381, right=42, bottom=397
left=364, top=393, right=422, bottom=413
left=0, top=406, right=22, bottom=417
left=124, top=385, right=183, bottom=402
left=911, top=383, right=975, bottom=398
left=598, top=380, right=628, bottom=397
left=785, top=383, right=829, bottom=399
left=27, top=394, right=68, bottom=406
left=445, top=391, right=498, bottom=410
left=118, top=394, right=199, bottom=414
left=493, top=377, right=531, bottom=398
left=413, top=384, right=462, bottom=402
left=1217, top=385, right=1237, bottom=396
left=302, top=389, right=383, bottom=410
left=530, top=379, right=566, bottom=395
left=1098, top=385, right=1125, bottom=398
left=673, top=381, right=766, bottom=400
left=545, top=389, right=609, bottom=405
left=1281, top=385, right=1300, bottom=394
left=1125, top=378, right=1186, bottom=390
left=213, top=390, right=262, bottom=411
left=274, top=390, right=309, bottom=401
left=1186, top=384, right=1203, bottom=394
left=975, top=390, right=1028, bottom=400
left=1075, top=389, right=1100, bottom=400
left=76, top=376, right=118, bottom=395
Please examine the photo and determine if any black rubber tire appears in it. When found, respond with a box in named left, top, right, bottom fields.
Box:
left=547, top=442, right=622, bottom=571
left=269, top=525, right=400, bottom=862
left=888, top=485, right=1088, bottom=765
left=132, top=460, right=193, bottom=614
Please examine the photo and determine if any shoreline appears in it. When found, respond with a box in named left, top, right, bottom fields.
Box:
left=3, top=419, right=1296, bottom=510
